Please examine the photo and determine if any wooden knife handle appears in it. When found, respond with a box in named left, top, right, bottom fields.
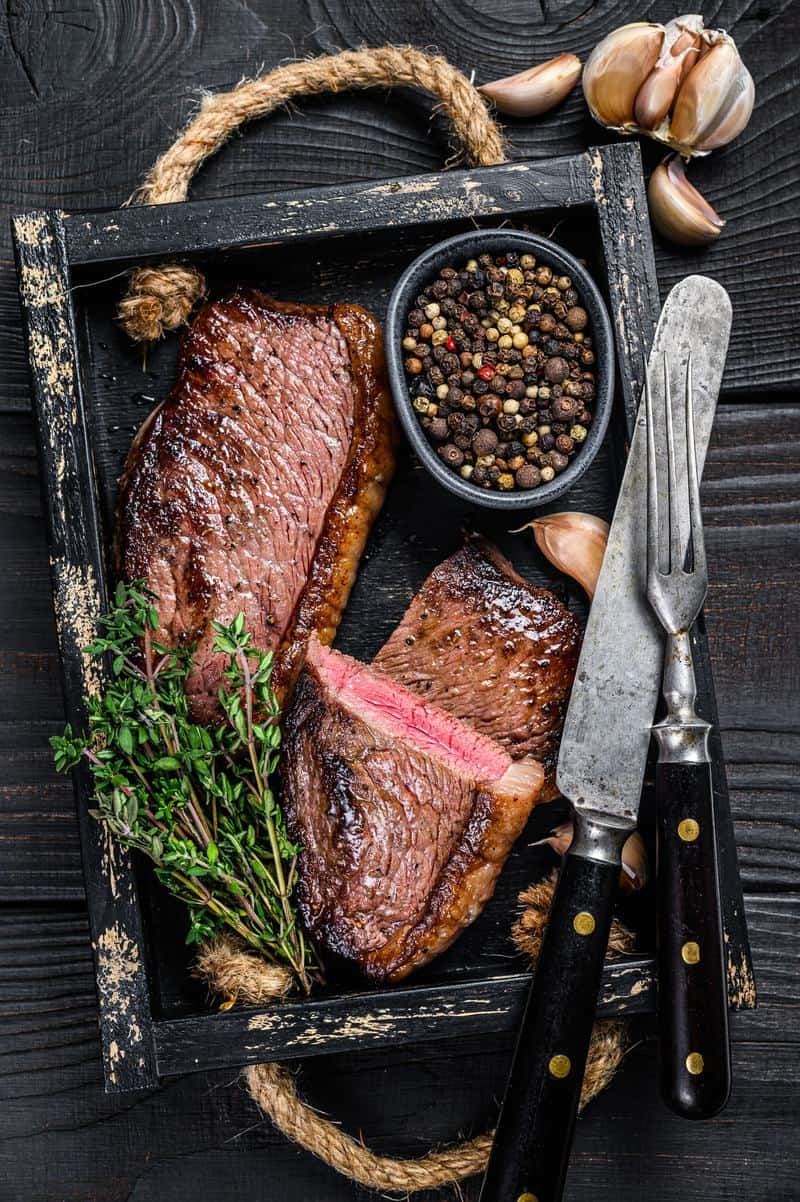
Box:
left=478, top=815, right=627, bottom=1202
left=656, top=759, right=731, bottom=1119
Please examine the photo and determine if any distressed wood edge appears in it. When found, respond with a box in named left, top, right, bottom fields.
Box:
left=58, top=153, right=595, bottom=265
left=10, top=209, right=159, bottom=1091
left=591, top=144, right=756, bottom=1009
left=154, top=955, right=655, bottom=1077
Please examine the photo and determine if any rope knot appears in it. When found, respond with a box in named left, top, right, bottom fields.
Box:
left=117, top=263, right=206, bottom=342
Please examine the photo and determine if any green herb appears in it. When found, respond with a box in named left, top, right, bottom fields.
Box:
left=51, top=581, right=319, bottom=993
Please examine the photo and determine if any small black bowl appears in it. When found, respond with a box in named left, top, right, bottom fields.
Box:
left=385, top=229, right=615, bottom=510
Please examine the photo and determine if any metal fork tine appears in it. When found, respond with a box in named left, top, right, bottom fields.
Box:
left=644, top=356, right=660, bottom=581
left=663, top=354, right=682, bottom=574
left=684, top=355, right=707, bottom=586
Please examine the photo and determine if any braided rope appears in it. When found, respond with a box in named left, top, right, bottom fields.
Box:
left=117, top=46, right=506, bottom=342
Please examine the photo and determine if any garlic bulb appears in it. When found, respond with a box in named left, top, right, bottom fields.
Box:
left=514, top=511, right=609, bottom=598
left=648, top=155, right=725, bottom=246
left=479, top=53, right=582, bottom=117
left=583, top=14, right=754, bottom=156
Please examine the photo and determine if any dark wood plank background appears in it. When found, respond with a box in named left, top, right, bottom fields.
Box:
left=1, top=2, right=797, bottom=1198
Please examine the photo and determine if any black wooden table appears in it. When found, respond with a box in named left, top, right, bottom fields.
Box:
left=1, top=3, right=797, bottom=1199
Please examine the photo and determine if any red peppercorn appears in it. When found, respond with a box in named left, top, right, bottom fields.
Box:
left=478, top=364, right=495, bottom=381
left=446, top=335, right=456, bottom=351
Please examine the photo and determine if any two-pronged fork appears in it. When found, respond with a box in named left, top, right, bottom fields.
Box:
left=645, top=356, right=731, bottom=1120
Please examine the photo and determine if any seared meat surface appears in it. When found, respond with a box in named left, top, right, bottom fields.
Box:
left=282, top=637, right=543, bottom=981
left=117, top=289, right=395, bottom=721
left=374, top=538, right=581, bottom=800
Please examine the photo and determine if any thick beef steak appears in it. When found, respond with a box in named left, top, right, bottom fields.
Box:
left=374, top=538, right=581, bottom=800
left=282, top=637, right=543, bottom=982
left=117, top=289, right=395, bottom=720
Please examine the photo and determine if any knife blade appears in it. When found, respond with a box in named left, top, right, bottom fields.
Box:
left=478, top=276, right=732, bottom=1202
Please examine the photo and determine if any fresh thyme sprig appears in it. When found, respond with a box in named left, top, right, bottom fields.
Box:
left=51, top=581, right=319, bottom=994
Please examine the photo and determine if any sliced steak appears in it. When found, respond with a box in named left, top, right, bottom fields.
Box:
left=282, top=636, right=543, bottom=982
left=117, top=289, right=395, bottom=721
left=373, top=538, right=582, bottom=801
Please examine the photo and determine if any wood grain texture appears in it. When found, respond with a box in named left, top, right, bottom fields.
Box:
left=1, top=0, right=798, bottom=411
left=0, top=0, right=798, bottom=1194
left=0, top=896, right=796, bottom=1202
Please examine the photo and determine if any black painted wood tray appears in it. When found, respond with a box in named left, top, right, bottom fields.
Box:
left=12, top=142, right=754, bottom=1094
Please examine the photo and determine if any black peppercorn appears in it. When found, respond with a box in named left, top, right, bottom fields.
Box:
left=429, top=418, right=448, bottom=441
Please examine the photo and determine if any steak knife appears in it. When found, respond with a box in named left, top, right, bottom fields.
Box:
left=479, top=276, right=732, bottom=1202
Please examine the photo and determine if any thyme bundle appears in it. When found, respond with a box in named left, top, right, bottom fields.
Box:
left=51, top=582, right=319, bottom=993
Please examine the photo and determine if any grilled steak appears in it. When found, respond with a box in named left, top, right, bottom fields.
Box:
left=117, top=289, right=395, bottom=721
left=374, top=538, right=581, bottom=801
left=282, top=636, right=543, bottom=981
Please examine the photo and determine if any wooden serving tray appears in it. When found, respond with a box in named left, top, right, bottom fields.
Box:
left=12, top=142, right=755, bottom=1093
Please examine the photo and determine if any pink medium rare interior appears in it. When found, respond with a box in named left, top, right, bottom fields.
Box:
left=307, top=636, right=511, bottom=783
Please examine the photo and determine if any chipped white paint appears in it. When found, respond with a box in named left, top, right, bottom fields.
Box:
left=51, top=558, right=104, bottom=697
left=94, top=922, right=144, bottom=1082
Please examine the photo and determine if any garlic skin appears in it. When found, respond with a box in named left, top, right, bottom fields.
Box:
left=514, top=511, right=609, bottom=598
left=583, top=22, right=664, bottom=128
left=536, top=823, right=648, bottom=893
left=583, top=15, right=754, bottom=157
left=648, top=155, right=725, bottom=246
left=479, top=53, right=582, bottom=118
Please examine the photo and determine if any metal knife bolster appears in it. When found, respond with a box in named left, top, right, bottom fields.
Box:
left=569, top=809, right=634, bottom=864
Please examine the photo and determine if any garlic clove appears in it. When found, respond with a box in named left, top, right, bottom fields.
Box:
left=535, top=823, right=648, bottom=893
left=648, top=154, right=725, bottom=246
left=513, top=511, right=609, bottom=598
left=583, top=22, right=664, bottom=128
left=633, top=15, right=704, bottom=130
left=479, top=53, right=582, bottom=118
left=694, top=64, right=755, bottom=151
left=670, top=35, right=745, bottom=151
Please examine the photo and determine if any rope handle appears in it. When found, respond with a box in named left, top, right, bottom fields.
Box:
left=117, top=45, right=506, bottom=342
left=195, top=877, right=631, bottom=1193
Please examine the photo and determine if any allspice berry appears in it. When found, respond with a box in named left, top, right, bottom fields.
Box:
left=515, top=464, right=541, bottom=489
left=440, top=443, right=464, bottom=469
left=544, top=356, right=569, bottom=384
left=566, top=306, right=588, bottom=332
left=472, top=428, right=499, bottom=457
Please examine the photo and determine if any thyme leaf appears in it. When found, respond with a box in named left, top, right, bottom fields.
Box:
left=51, top=581, right=319, bottom=994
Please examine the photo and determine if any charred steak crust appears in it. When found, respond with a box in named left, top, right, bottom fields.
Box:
left=281, top=643, right=543, bottom=982
left=116, top=289, right=396, bottom=719
left=373, top=537, right=582, bottom=800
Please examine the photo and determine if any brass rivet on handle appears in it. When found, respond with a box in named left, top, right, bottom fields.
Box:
left=678, top=818, right=700, bottom=842
left=548, top=1054, right=571, bottom=1079
left=686, top=1052, right=705, bottom=1075
left=682, top=941, right=701, bottom=964
left=573, top=911, right=596, bottom=936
